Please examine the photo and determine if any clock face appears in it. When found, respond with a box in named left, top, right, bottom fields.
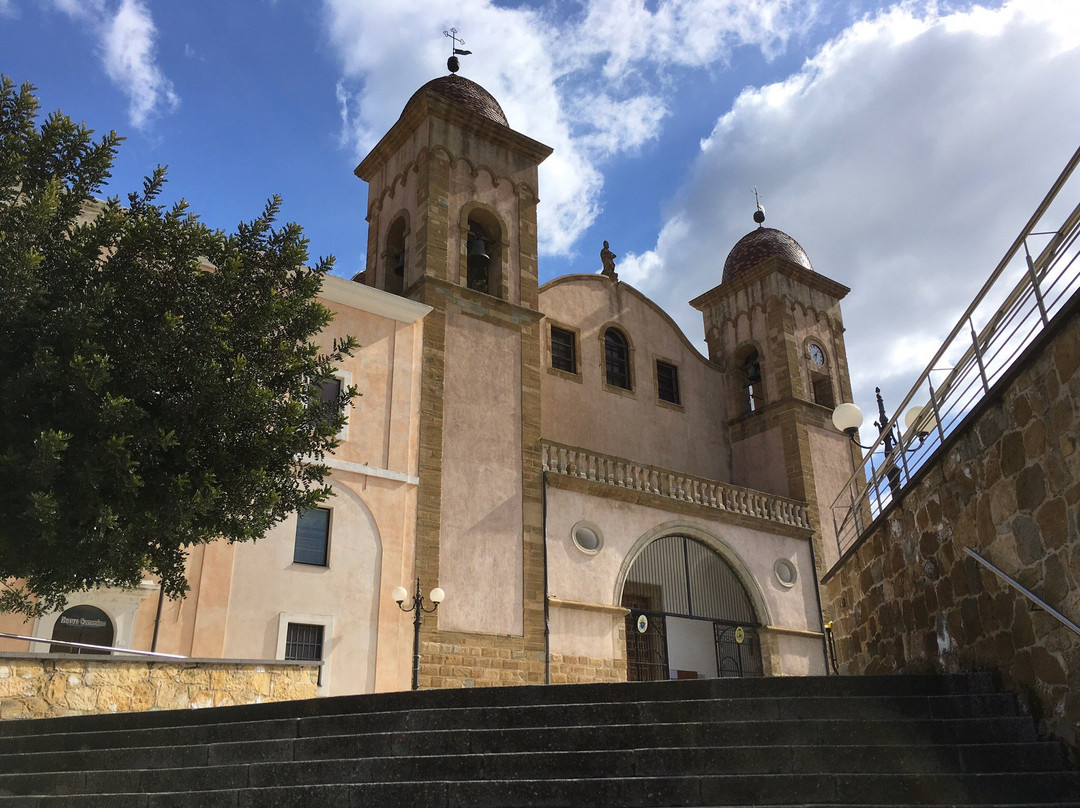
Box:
left=809, top=344, right=825, bottom=366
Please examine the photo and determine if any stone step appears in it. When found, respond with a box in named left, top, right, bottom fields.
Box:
left=0, top=714, right=1042, bottom=771
left=0, top=742, right=1069, bottom=796
left=3, top=771, right=1080, bottom=808
left=0, top=673, right=998, bottom=738
left=0, top=674, right=1073, bottom=807
left=0, top=692, right=1021, bottom=754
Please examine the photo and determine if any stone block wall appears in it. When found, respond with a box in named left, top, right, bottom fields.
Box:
left=823, top=299, right=1080, bottom=745
left=417, top=640, right=546, bottom=689
left=0, top=655, right=319, bottom=720
left=548, top=653, right=627, bottom=684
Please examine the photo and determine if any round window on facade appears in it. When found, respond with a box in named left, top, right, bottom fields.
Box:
left=571, top=521, right=603, bottom=555
left=774, top=558, right=798, bottom=588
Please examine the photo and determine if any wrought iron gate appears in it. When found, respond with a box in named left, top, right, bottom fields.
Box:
left=624, top=611, right=667, bottom=682
left=714, top=623, right=763, bottom=678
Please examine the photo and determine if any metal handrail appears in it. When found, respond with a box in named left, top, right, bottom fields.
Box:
left=0, top=631, right=187, bottom=659
left=963, top=548, right=1080, bottom=639
left=831, top=145, right=1080, bottom=555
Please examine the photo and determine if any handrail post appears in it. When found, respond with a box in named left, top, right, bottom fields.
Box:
left=1024, top=241, right=1050, bottom=326
left=969, top=316, right=990, bottom=392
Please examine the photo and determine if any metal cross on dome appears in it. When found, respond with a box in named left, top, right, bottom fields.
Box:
left=444, top=28, right=472, bottom=73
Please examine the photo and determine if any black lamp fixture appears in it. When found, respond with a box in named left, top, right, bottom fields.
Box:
left=392, top=578, right=445, bottom=691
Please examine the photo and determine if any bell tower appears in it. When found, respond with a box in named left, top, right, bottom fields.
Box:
left=690, top=211, right=861, bottom=573
left=355, top=65, right=553, bottom=688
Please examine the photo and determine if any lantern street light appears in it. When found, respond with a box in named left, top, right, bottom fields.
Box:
left=392, top=578, right=445, bottom=691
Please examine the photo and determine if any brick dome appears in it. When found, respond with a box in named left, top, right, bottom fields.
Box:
left=722, top=227, right=813, bottom=283
left=403, top=75, right=508, bottom=127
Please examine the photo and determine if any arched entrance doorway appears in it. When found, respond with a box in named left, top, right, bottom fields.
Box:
left=49, top=605, right=114, bottom=655
left=620, top=535, right=762, bottom=680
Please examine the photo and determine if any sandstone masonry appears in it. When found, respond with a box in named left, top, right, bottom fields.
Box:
left=824, top=295, right=1080, bottom=745
left=0, top=654, right=318, bottom=720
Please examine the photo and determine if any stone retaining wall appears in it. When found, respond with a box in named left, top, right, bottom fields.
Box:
left=0, top=654, right=319, bottom=720
left=823, top=299, right=1080, bottom=745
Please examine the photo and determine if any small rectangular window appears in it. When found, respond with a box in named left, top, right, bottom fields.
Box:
left=657, top=361, right=681, bottom=405
left=550, top=326, right=576, bottom=373
left=319, top=376, right=343, bottom=416
left=285, top=622, right=325, bottom=686
left=294, top=507, right=331, bottom=566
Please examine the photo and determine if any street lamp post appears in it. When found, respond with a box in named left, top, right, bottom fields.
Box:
left=392, top=578, right=445, bottom=691
left=832, top=389, right=935, bottom=494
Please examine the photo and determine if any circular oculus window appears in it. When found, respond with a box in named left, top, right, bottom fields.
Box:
left=774, top=558, right=798, bottom=588
left=571, top=521, right=603, bottom=555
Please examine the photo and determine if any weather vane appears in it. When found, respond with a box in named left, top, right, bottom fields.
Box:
left=444, top=28, right=472, bottom=73
left=752, top=187, right=766, bottom=225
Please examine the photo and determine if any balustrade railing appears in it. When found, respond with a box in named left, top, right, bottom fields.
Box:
left=541, top=440, right=811, bottom=530
left=832, top=145, right=1080, bottom=555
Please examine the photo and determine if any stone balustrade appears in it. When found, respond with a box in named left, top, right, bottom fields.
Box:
left=541, top=441, right=811, bottom=530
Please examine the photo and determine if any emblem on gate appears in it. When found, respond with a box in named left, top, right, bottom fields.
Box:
left=734, top=626, right=745, bottom=644
left=636, top=614, right=649, bottom=634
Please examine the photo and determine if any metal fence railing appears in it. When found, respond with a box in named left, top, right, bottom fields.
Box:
left=832, top=145, right=1080, bottom=556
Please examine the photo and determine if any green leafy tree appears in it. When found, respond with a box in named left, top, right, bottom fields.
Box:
left=0, top=77, right=357, bottom=617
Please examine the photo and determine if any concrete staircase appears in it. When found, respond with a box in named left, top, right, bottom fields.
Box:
left=0, top=673, right=1077, bottom=806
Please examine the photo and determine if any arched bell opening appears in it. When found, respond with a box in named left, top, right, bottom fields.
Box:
left=382, top=215, right=408, bottom=295
left=619, top=535, right=763, bottom=681
left=733, top=343, right=765, bottom=415
left=463, top=208, right=503, bottom=299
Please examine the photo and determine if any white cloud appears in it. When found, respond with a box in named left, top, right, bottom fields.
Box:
left=622, top=0, right=1080, bottom=413
left=320, top=0, right=821, bottom=256
left=568, top=0, right=819, bottom=78
left=47, top=0, right=177, bottom=129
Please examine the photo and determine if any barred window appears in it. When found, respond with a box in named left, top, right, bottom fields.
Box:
left=284, top=623, right=324, bottom=661
left=604, top=328, right=632, bottom=390
left=656, top=361, right=680, bottom=405
left=550, top=326, right=576, bottom=373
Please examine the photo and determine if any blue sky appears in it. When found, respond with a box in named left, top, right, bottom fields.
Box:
left=3, top=0, right=1079, bottom=439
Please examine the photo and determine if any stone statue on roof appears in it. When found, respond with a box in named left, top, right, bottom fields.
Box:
left=600, top=240, right=618, bottom=280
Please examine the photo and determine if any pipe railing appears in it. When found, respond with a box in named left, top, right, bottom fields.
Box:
left=963, top=548, right=1080, bottom=639
left=832, top=145, right=1080, bottom=555
left=0, top=631, right=187, bottom=659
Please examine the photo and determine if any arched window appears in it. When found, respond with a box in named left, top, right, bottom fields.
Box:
left=604, top=328, right=632, bottom=390
left=383, top=216, right=407, bottom=295
left=742, top=349, right=764, bottom=412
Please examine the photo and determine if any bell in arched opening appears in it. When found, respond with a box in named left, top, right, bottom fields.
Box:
left=466, top=227, right=490, bottom=294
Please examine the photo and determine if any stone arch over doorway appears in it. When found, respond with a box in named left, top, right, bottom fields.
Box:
left=614, top=523, right=771, bottom=680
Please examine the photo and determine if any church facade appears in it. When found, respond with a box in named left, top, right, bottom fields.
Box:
left=2, top=73, right=860, bottom=696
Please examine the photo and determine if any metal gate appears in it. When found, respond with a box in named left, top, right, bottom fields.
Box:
left=621, top=535, right=762, bottom=679
left=715, top=623, right=763, bottom=677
